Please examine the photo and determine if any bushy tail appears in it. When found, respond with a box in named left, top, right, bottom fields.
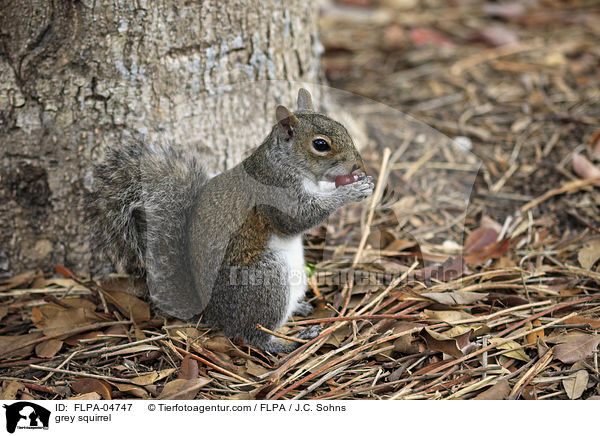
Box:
left=86, top=140, right=208, bottom=275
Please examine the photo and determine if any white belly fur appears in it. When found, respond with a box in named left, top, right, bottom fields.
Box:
left=267, top=234, right=307, bottom=322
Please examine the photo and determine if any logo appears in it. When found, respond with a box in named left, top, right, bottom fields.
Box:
left=2, top=402, right=50, bottom=433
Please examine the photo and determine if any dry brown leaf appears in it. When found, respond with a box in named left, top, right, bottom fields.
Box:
left=0, top=306, right=8, bottom=322
left=578, top=239, right=600, bottom=270
left=0, top=270, right=41, bottom=292
left=465, top=239, right=511, bottom=266
left=112, top=383, right=149, bottom=399
left=0, top=381, right=25, bottom=400
left=32, top=297, right=97, bottom=325
left=245, top=360, right=269, bottom=377
left=35, top=339, right=63, bottom=358
left=202, top=335, right=235, bottom=354
left=420, top=291, right=488, bottom=306
left=0, top=332, right=44, bottom=359
left=71, top=378, right=112, bottom=400
left=129, top=368, right=177, bottom=386
left=420, top=328, right=463, bottom=358
left=157, top=377, right=211, bottom=400
left=473, top=379, right=511, bottom=400
left=553, top=334, right=600, bottom=364
left=67, top=392, right=102, bottom=400
left=40, top=307, right=103, bottom=336
left=545, top=331, right=589, bottom=344
left=178, top=355, right=199, bottom=380
left=465, top=227, right=498, bottom=253
left=563, top=316, right=600, bottom=330
left=572, top=153, right=600, bottom=186
left=385, top=238, right=417, bottom=252
left=326, top=324, right=352, bottom=347
left=489, top=338, right=530, bottom=361
left=102, top=290, right=150, bottom=322
left=562, top=369, right=589, bottom=400
left=63, top=331, right=105, bottom=346
left=423, top=309, right=473, bottom=322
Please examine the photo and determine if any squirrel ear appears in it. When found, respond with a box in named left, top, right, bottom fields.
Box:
left=276, top=105, right=297, bottom=140
left=297, top=88, right=313, bottom=111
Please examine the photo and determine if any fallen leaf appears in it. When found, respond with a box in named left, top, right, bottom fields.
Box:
left=0, top=381, right=25, bottom=400
left=489, top=338, right=530, bottom=362
left=423, top=309, right=474, bottom=322
left=326, top=324, right=352, bottom=347
left=563, top=316, right=600, bottom=330
left=112, top=383, right=149, bottom=399
left=473, top=379, right=511, bottom=400
left=572, top=153, right=600, bottom=186
left=157, top=377, right=211, bottom=400
left=562, top=369, right=589, bottom=400
left=420, top=328, right=463, bottom=358
left=102, top=290, right=150, bottom=322
left=63, top=331, right=105, bottom=346
left=129, top=368, right=177, bottom=386
left=421, top=291, right=488, bottom=306
left=465, top=227, right=498, bottom=253
left=385, top=239, right=416, bottom=252
left=553, top=334, right=600, bottom=364
left=202, top=335, right=235, bottom=354
left=0, top=332, right=44, bottom=359
left=35, top=339, right=63, bottom=358
left=464, top=226, right=511, bottom=265
left=39, top=307, right=103, bottom=336
left=0, top=270, right=41, bottom=292
left=0, top=306, right=8, bottom=321
left=392, top=323, right=422, bottom=354
left=245, top=360, right=269, bottom=377
left=578, top=239, right=600, bottom=270
left=67, top=392, right=102, bottom=400
left=71, top=378, right=112, bottom=400
left=178, top=355, right=199, bottom=380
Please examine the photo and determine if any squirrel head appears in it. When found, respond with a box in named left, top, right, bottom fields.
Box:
left=273, top=88, right=365, bottom=185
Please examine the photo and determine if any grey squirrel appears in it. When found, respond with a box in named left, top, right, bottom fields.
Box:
left=87, top=89, right=374, bottom=353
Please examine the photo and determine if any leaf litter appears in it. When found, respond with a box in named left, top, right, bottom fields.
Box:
left=1, top=0, right=600, bottom=400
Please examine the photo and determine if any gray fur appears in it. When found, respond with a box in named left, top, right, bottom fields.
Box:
left=87, top=89, right=373, bottom=353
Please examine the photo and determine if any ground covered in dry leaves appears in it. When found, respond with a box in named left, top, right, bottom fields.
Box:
left=1, top=0, right=600, bottom=400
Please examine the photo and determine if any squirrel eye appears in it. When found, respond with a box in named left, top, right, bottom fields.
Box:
left=312, top=138, right=331, bottom=153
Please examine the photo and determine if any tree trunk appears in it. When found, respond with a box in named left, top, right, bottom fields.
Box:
left=0, top=0, right=322, bottom=276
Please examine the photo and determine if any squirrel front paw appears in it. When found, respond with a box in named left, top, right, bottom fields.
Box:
left=339, top=175, right=374, bottom=202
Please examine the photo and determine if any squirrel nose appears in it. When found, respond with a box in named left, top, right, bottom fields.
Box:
left=351, top=164, right=361, bottom=173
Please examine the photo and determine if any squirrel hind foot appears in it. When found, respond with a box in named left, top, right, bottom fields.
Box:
left=256, top=325, right=323, bottom=354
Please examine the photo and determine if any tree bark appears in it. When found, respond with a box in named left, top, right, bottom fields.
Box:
left=0, top=0, right=322, bottom=276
